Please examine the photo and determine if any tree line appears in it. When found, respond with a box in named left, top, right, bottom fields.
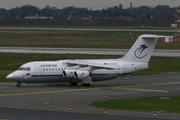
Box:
left=0, top=4, right=179, bottom=26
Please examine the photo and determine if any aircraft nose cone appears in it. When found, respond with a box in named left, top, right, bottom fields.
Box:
left=6, top=74, right=13, bottom=80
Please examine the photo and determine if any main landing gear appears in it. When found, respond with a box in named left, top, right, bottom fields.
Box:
left=17, top=82, right=21, bottom=87
left=69, top=82, right=91, bottom=86
left=69, top=82, right=78, bottom=86
left=82, top=83, right=90, bottom=86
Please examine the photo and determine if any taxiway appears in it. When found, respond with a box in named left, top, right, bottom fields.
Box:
left=0, top=72, right=180, bottom=120
left=0, top=27, right=176, bottom=32
left=0, top=47, right=180, bottom=57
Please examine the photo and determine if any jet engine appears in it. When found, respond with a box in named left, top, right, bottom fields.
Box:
left=63, top=70, right=76, bottom=78
left=74, top=70, right=90, bottom=79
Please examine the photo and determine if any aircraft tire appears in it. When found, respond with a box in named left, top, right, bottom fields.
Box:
left=17, top=83, right=21, bottom=87
left=82, top=83, right=90, bottom=86
left=69, top=82, right=78, bottom=86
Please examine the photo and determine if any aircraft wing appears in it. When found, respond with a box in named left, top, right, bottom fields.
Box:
left=66, top=60, right=118, bottom=69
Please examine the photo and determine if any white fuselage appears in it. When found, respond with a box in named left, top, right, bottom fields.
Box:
left=6, top=59, right=148, bottom=83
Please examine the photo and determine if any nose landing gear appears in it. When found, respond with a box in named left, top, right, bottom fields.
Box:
left=17, top=82, right=21, bottom=87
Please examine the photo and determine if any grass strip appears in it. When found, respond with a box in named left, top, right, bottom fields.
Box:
left=0, top=29, right=177, bottom=49
left=90, top=96, right=180, bottom=113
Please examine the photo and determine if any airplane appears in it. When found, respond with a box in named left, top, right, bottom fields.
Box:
left=6, top=34, right=172, bottom=87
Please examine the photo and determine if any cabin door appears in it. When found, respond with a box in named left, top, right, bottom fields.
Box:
left=34, top=63, right=42, bottom=75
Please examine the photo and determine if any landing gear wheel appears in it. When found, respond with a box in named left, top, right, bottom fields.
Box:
left=69, top=82, right=78, bottom=86
left=17, top=82, right=21, bottom=87
left=82, top=83, right=90, bottom=86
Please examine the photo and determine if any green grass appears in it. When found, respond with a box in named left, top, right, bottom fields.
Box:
left=134, top=57, right=180, bottom=75
left=0, top=29, right=178, bottom=49
left=90, top=96, right=180, bottom=113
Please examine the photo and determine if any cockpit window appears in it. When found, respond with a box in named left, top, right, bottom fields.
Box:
left=18, top=67, right=23, bottom=70
left=27, top=67, right=30, bottom=71
left=18, top=67, right=31, bottom=71
left=23, top=68, right=28, bottom=71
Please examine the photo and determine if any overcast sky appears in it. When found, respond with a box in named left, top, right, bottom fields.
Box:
left=0, top=0, right=179, bottom=10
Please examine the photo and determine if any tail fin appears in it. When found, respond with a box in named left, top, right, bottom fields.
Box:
left=121, top=34, right=173, bottom=63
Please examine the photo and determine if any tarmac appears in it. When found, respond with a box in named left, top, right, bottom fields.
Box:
left=0, top=72, right=180, bottom=120
left=0, top=47, right=180, bottom=57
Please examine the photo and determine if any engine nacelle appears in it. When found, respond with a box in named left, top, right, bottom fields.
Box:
left=63, top=70, right=76, bottom=78
left=74, top=70, right=90, bottom=79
